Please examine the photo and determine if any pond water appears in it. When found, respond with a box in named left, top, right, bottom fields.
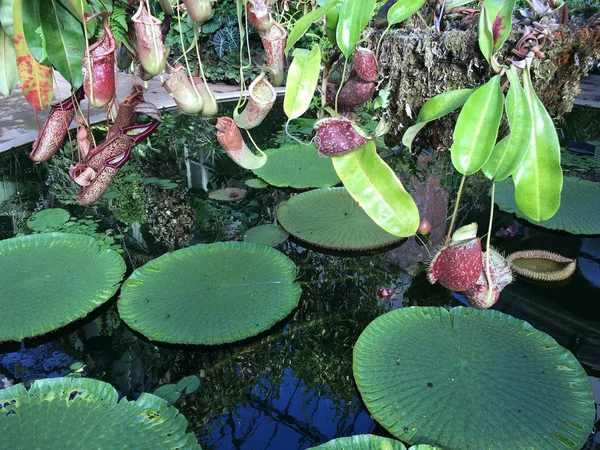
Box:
left=0, top=101, right=598, bottom=449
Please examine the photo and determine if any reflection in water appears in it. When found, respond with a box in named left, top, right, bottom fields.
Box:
left=200, top=368, right=375, bottom=450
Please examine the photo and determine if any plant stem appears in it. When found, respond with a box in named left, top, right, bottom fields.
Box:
left=445, top=173, right=466, bottom=247
left=176, top=0, right=202, bottom=98
left=375, top=25, right=391, bottom=60
left=334, top=58, right=348, bottom=115
left=484, top=182, right=495, bottom=292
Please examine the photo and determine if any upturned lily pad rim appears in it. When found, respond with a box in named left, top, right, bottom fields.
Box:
left=0, top=377, right=200, bottom=449
left=208, top=187, right=247, bottom=201
left=118, top=241, right=302, bottom=345
left=353, top=306, right=595, bottom=449
left=0, top=233, right=126, bottom=342
left=309, top=434, right=407, bottom=449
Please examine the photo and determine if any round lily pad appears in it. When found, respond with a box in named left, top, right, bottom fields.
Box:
left=0, top=233, right=126, bottom=341
left=353, top=307, right=595, bottom=449
left=245, top=178, right=269, bottom=189
left=495, top=177, right=600, bottom=235
left=27, top=208, right=70, bottom=231
left=310, top=435, right=407, bottom=449
left=253, top=143, right=340, bottom=189
left=118, top=242, right=302, bottom=345
left=277, top=187, right=402, bottom=250
left=208, top=188, right=247, bottom=202
left=0, top=377, right=200, bottom=449
left=244, top=224, right=289, bottom=247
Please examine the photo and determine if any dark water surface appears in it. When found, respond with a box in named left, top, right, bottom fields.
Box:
left=0, top=103, right=598, bottom=449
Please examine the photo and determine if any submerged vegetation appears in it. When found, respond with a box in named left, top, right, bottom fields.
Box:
left=0, top=0, right=599, bottom=448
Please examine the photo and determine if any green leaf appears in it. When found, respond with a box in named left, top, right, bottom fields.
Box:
left=27, top=208, right=71, bottom=231
left=253, top=143, right=340, bottom=189
left=0, top=233, right=126, bottom=341
left=57, top=0, right=96, bottom=35
left=277, top=187, right=402, bottom=250
left=244, top=224, right=289, bottom=247
left=451, top=75, right=504, bottom=175
left=482, top=67, right=531, bottom=181
left=495, top=177, right=600, bottom=235
left=332, top=141, right=420, bottom=237
left=513, top=64, right=562, bottom=221
left=39, top=0, right=85, bottom=89
left=0, top=0, right=14, bottom=38
left=354, top=307, right=596, bottom=449
left=387, top=0, right=427, bottom=26
left=176, top=375, right=201, bottom=395
left=0, top=25, right=18, bottom=96
left=153, top=384, right=182, bottom=404
left=0, top=377, right=200, bottom=448
left=485, top=0, right=515, bottom=54
left=477, top=2, right=493, bottom=60
left=310, top=435, right=407, bottom=449
left=336, top=0, right=375, bottom=58
left=21, top=0, right=46, bottom=64
left=284, top=46, right=321, bottom=121
left=285, top=0, right=339, bottom=53
left=401, top=88, right=474, bottom=151
left=118, top=242, right=302, bottom=345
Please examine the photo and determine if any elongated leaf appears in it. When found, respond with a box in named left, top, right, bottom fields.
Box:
left=486, top=0, right=515, bottom=54
left=402, top=88, right=474, bottom=151
left=451, top=75, right=504, bottom=175
left=0, top=25, right=18, bottom=96
left=40, top=0, right=85, bottom=88
left=0, top=0, right=14, bottom=38
left=21, top=0, right=46, bottom=64
left=285, top=0, right=339, bottom=53
left=13, top=1, right=53, bottom=110
left=482, top=67, right=531, bottom=181
left=332, top=141, right=419, bottom=237
left=387, top=0, right=427, bottom=26
left=477, top=3, right=493, bottom=60
left=336, top=0, right=375, bottom=58
left=284, top=46, right=321, bottom=121
left=513, top=64, right=562, bottom=221
left=57, top=0, right=96, bottom=35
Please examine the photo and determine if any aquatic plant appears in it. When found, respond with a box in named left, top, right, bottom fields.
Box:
left=495, top=176, right=600, bottom=235
left=153, top=375, right=201, bottom=405
left=0, top=377, right=200, bottom=449
left=0, top=233, right=126, bottom=342
left=277, top=187, right=402, bottom=250
left=243, top=224, right=289, bottom=247
left=208, top=187, right=247, bottom=202
left=310, top=435, right=409, bottom=449
left=118, top=242, right=302, bottom=345
left=353, top=307, right=596, bottom=449
left=252, top=143, right=340, bottom=189
left=506, top=250, right=577, bottom=282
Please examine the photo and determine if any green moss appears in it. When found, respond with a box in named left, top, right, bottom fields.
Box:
left=111, top=178, right=147, bottom=225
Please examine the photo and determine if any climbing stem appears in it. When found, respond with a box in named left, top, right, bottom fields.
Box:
left=176, top=0, right=202, bottom=98
left=375, top=24, right=391, bottom=59
left=334, top=58, right=348, bottom=115
left=485, top=182, right=496, bottom=291
left=445, top=174, right=467, bottom=247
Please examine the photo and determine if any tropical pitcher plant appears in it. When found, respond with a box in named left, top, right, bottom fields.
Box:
left=0, top=0, right=566, bottom=306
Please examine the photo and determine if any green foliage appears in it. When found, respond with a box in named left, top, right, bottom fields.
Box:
left=210, top=25, right=240, bottom=59
left=560, top=141, right=600, bottom=174
left=354, top=307, right=595, bottom=449
left=153, top=375, right=201, bottom=405
left=0, top=377, right=200, bottom=449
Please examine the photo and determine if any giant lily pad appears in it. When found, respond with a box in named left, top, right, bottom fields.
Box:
left=277, top=187, right=402, bottom=250
left=353, top=307, right=595, bottom=449
left=495, top=177, right=600, bottom=235
left=244, top=224, right=289, bottom=247
left=310, top=435, right=407, bottom=449
left=26, top=208, right=70, bottom=231
left=118, top=242, right=302, bottom=344
left=253, top=143, right=340, bottom=189
left=0, top=233, right=126, bottom=341
left=0, top=377, right=200, bottom=449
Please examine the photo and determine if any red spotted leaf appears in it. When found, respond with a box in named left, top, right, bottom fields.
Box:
left=13, top=1, right=53, bottom=110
